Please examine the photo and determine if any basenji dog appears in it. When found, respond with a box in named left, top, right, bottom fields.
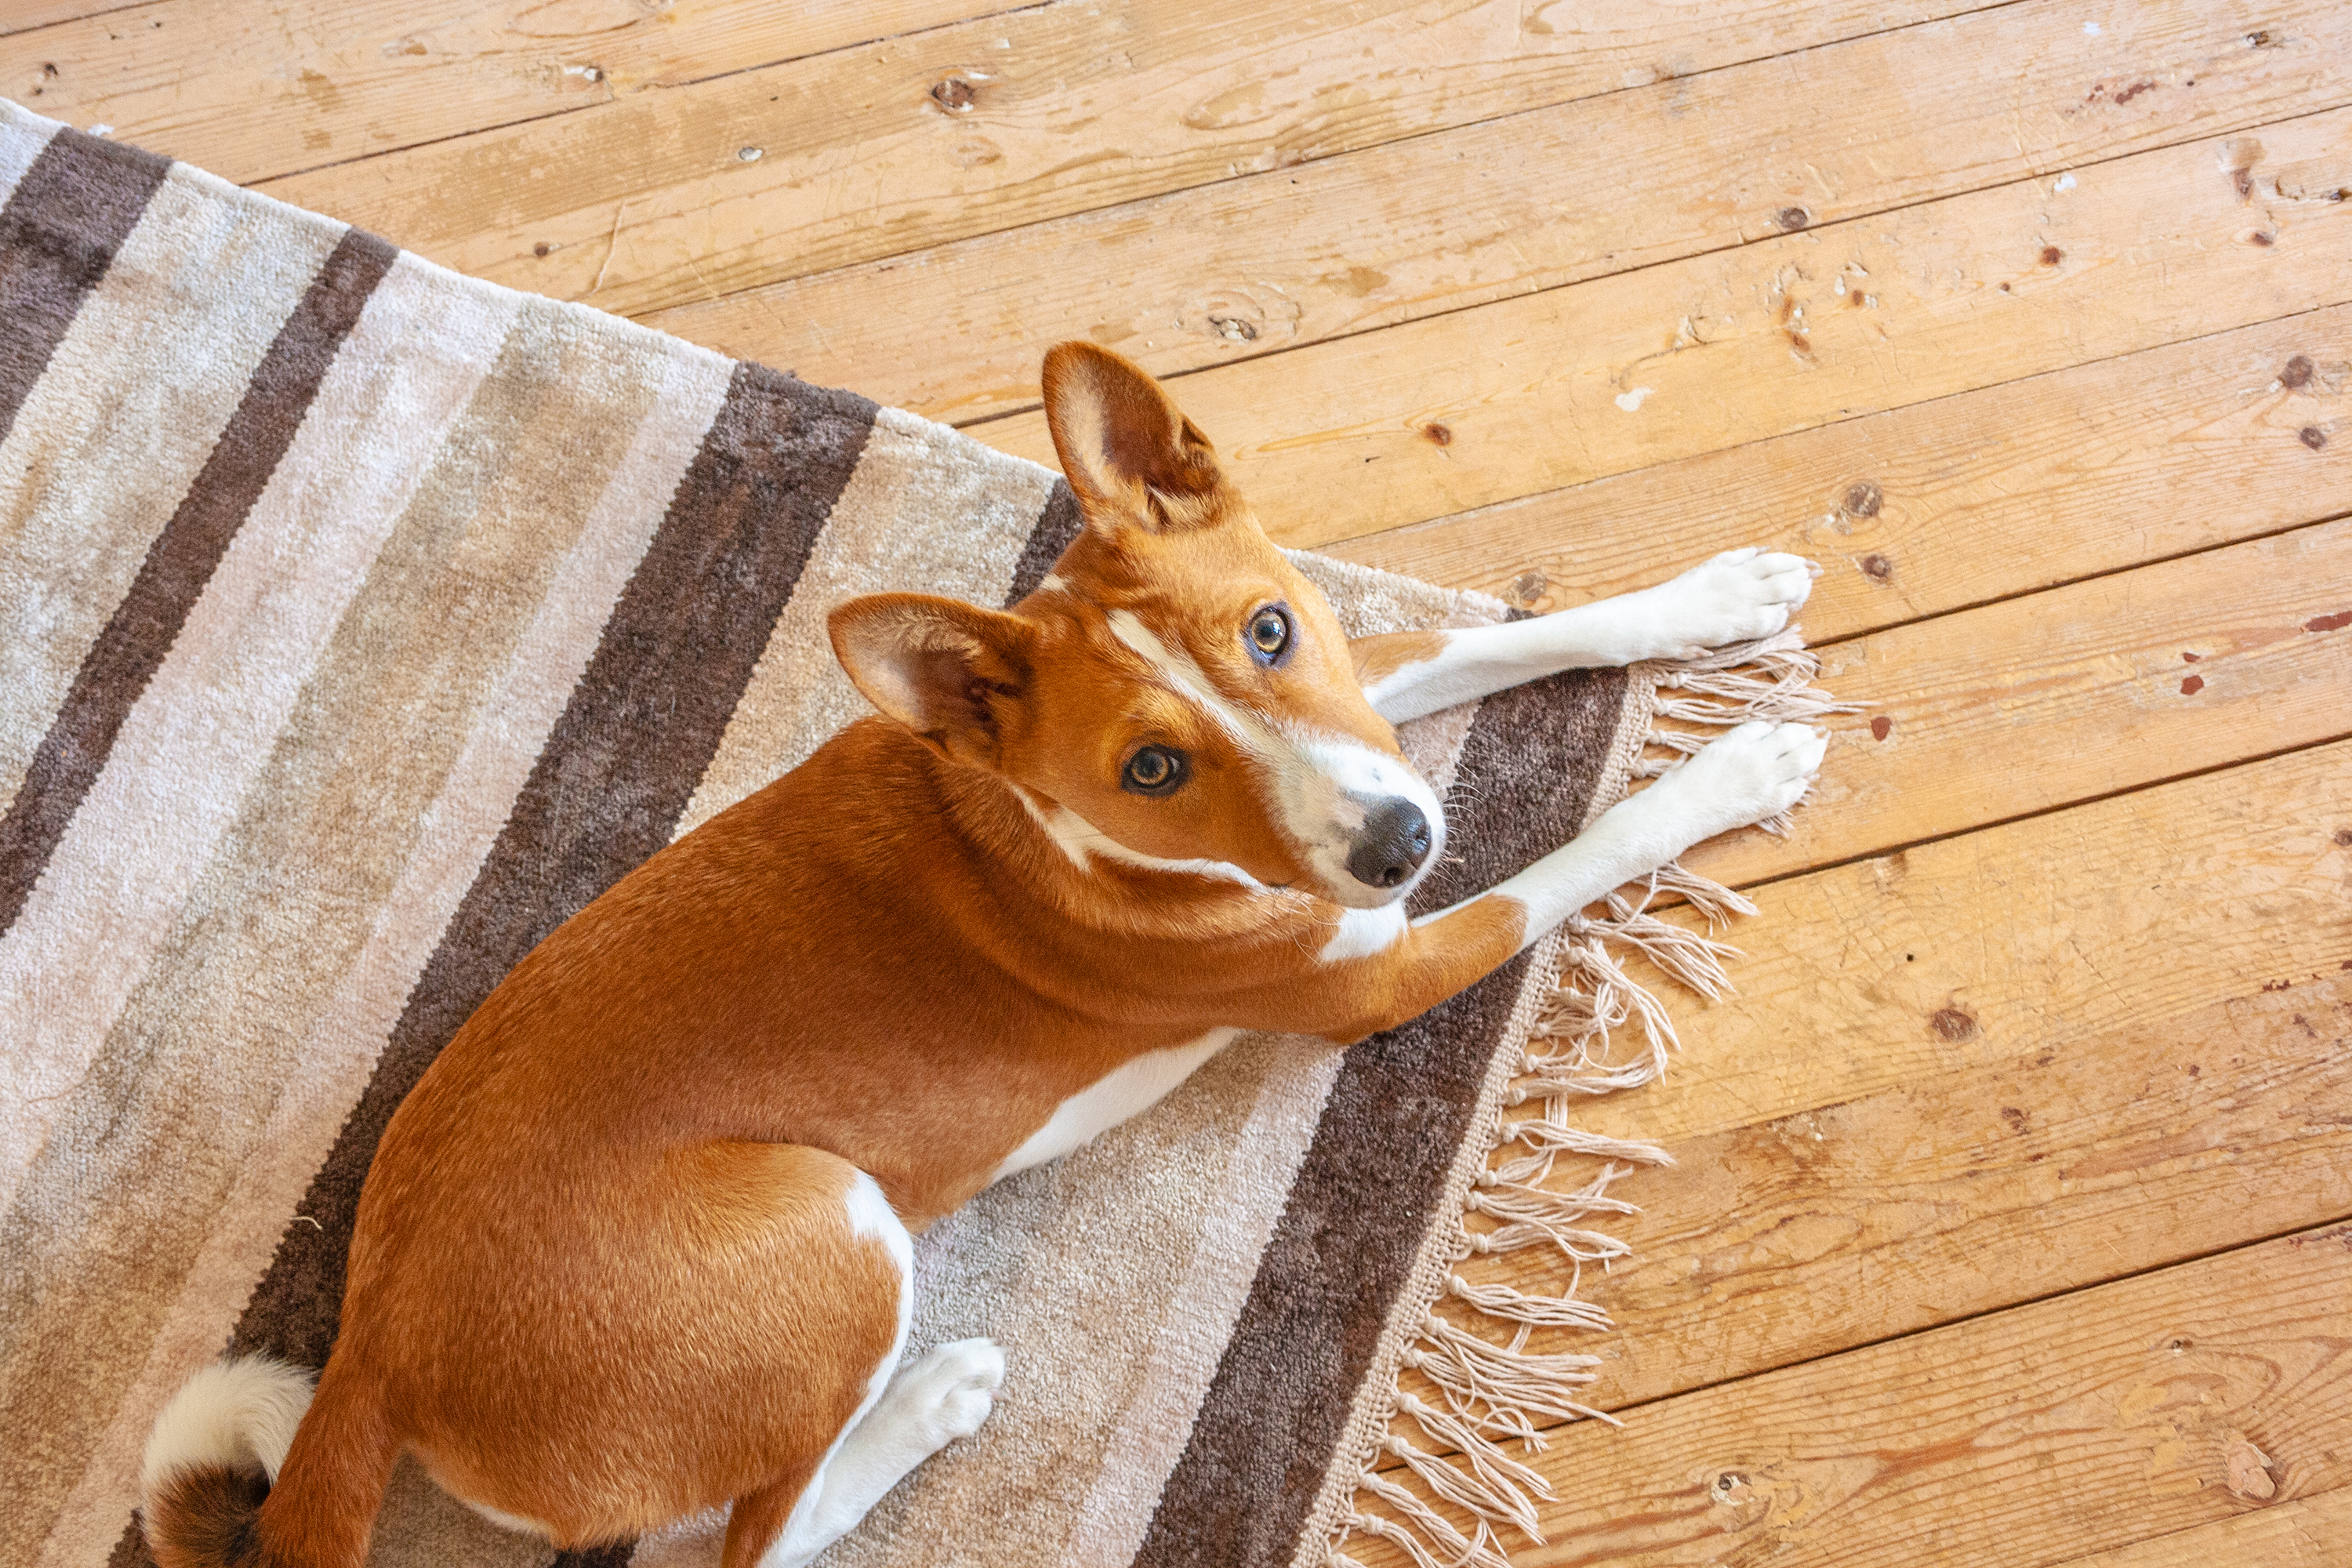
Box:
left=139, top=343, right=1824, bottom=1568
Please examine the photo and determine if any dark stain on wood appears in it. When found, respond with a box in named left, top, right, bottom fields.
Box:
left=2281, top=355, right=2315, bottom=388
left=1422, top=422, right=1452, bottom=447
left=1775, top=206, right=1810, bottom=231
left=1870, top=715, right=1892, bottom=741
left=1842, top=481, right=1882, bottom=517
left=2306, top=609, right=2352, bottom=632
left=2180, top=673, right=2205, bottom=695
left=2302, top=426, right=2330, bottom=450
left=1860, top=553, right=1892, bottom=581
left=2040, top=245, right=2063, bottom=267
left=1930, top=1007, right=1979, bottom=1042
left=929, top=78, right=977, bottom=111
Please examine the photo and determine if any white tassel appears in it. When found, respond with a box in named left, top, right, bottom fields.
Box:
left=1331, top=629, right=1842, bottom=1567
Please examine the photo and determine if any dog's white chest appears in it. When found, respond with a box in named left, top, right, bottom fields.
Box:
left=988, top=1028, right=1238, bottom=1184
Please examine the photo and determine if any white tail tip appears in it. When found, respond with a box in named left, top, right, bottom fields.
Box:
left=141, top=1356, right=315, bottom=1499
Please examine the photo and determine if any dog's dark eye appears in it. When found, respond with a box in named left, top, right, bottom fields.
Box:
left=1122, top=745, right=1189, bottom=796
left=1247, top=605, right=1292, bottom=664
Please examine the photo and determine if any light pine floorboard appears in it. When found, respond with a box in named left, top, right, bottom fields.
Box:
left=35, top=3, right=2352, bottom=1561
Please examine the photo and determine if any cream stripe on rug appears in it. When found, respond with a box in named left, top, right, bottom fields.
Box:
left=0, top=166, right=335, bottom=808
left=0, top=254, right=521, bottom=1219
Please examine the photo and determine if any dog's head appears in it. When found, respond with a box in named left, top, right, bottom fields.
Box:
left=829, top=343, right=1443, bottom=909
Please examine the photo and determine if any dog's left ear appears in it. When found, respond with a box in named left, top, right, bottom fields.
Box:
left=829, top=594, right=1034, bottom=769
left=1040, top=341, right=1237, bottom=534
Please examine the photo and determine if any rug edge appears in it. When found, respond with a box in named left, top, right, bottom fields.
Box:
left=1305, top=631, right=1849, bottom=1568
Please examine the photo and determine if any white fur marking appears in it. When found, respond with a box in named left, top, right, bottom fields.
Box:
left=1015, top=788, right=1265, bottom=888
left=1285, top=732, right=1447, bottom=907
left=463, top=1500, right=558, bottom=1537
left=1105, top=609, right=1266, bottom=755
left=141, top=1356, right=314, bottom=1497
left=1320, top=901, right=1410, bottom=962
left=763, top=1171, right=916, bottom=1567
left=989, top=1029, right=1239, bottom=1183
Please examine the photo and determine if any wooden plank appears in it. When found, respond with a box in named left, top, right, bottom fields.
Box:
left=2042, top=1488, right=2352, bottom=1568
left=1497, top=978, right=2352, bottom=1417
left=1352, top=1225, right=2352, bottom=1567
left=974, top=110, right=2352, bottom=551
left=0, top=0, right=1023, bottom=181
left=1381, top=744, right=2351, bottom=1461
left=0, top=1, right=147, bottom=39
left=1671, top=518, right=2352, bottom=895
left=1559, top=740, right=2352, bottom=1152
left=251, top=0, right=2009, bottom=320
left=645, top=0, right=2352, bottom=426
left=1330, top=304, right=2352, bottom=644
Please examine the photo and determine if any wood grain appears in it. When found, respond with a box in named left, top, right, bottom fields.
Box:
left=1329, top=304, right=2352, bottom=644
left=1514, top=979, right=2352, bottom=1414
left=0, top=1, right=146, bottom=38
left=972, top=110, right=2352, bottom=552
left=0, top=0, right=1028, bottom=182
left=252, top=0, right=2006, bottom=321
left=2042, top=1487, right=2352, bottom=1567
left=1671, top=518, right=2352, bottom=894
left=1355, top=1225, right=2352, bottom=1567
left=1562, top=739, right=2352, bottom=1152
left=1381, top=744, right=2352, bottom=1465
left=646, top=0, right=2352, bottom=426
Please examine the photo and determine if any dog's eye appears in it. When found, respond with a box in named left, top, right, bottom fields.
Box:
left=1247, top=605, right=1292, bottom=664
left=1122, top=745, right=1189, bottom=796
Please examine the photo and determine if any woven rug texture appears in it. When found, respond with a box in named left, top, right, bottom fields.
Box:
left=0, top=102, right=1835, bottom=1568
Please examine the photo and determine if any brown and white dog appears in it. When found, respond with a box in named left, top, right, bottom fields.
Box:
left=139, top=344, right=1823, bottom=1568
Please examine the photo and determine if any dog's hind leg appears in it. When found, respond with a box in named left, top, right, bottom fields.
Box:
left=1352, top=547, right=1818, bottom=722
left=738, top=1338, right=1006, bottom=1568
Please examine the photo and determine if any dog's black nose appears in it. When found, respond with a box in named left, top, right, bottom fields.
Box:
left=1347, top=798, right=1432, bottom=890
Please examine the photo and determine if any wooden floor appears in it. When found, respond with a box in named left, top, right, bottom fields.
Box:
left=11, top=2, right=2349, bottom=1562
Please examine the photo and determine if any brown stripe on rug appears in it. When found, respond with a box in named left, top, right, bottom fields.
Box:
left=1006, top=478, right=1083, bottom=605
left=1135, top=667, right=1629, bottom=1568
left=0, top=127, right=168, bottom=441
left=0, top=230, right=394, bottom=935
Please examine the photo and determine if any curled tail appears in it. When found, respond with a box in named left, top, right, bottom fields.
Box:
left=141, top=1356, right=394, bottom=1568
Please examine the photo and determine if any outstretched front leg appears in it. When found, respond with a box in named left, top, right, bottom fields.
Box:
left=1232, top=719, right=1827, bottom=1042
left=1353, top=548, right=1818, bottom=723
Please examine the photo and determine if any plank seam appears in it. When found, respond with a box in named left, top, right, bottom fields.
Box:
left=945, top=93, right=2352, bottom=436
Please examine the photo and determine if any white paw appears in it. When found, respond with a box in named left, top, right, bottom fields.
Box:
left=1639, top=546, right=1817, bottom=660
left=1652, top=720, right=1826, bottom=839
left=881, top=1338, right=1004, bottom=1449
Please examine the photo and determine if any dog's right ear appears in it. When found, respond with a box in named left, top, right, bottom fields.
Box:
left=829, top=594, right=1035, bottom=769
left=1040, top=341, right=1237, bottom=534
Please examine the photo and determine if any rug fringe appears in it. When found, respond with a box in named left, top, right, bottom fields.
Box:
left=1327, top=629, right=1848, bottom=1566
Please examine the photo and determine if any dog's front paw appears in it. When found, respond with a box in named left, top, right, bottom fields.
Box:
left=889, top=1338, right=1005, bottom=1448
left=1641, top=546, right=1817, bottom=660
left=1652, top=720, right=1826, bottom=840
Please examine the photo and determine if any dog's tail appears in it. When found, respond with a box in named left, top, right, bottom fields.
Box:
left=141, top=1356, right=395, bottom=1568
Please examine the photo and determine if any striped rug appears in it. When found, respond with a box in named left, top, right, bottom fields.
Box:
left=0, top=102, right=1834, bottom=1568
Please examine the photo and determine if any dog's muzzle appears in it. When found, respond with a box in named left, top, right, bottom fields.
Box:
left=1346, top=798, right=1432, bottom=891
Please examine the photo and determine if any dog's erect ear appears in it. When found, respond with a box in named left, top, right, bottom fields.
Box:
left=829, top=594, right=1035, bottom=768
left=1040, top=341, right=1236, bottom=534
